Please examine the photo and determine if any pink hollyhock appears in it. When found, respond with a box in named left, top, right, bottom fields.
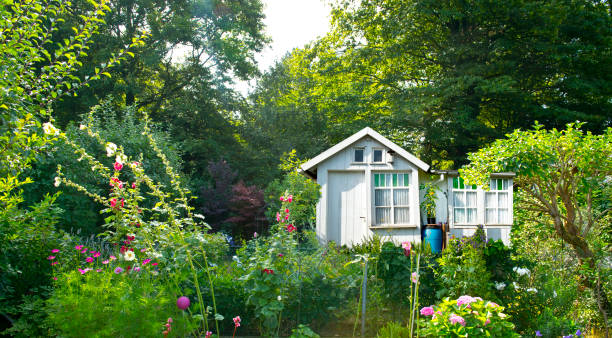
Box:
left=233, top=316, right=241, bottom=327
left=254, top=232, right=258, bottom=238
left=51, top=249, right=60, bottom=253
left=110, top=177, right=123, bottom=188
left=457, top=295, right=477, bottom=307
left=86, top=257, right=94, bottom=263
left=167, top=318, right=173, bottom=323
left=287, top=195, right=293, bottom=202
left=114, top=162, right=123, bottom=171
left=285, top=208, right=289, bottom=213
left=286, top=224, right=296, bottom=232
left=279, top=196, right=284, bottom=201
left=276, top=213, right=281, bottom=222
left=126, top=234, right=135, bottom=241
left=131, top=182, right=136, bottom=189
left=420, top=306, right=435, bottom=316
left=120, top=198, right=125, bottom=208
left=177, top=296, right=190, bottom=310
left=411, top=272, right=419, bottom=284
left=47, top=256, right=55, bottom=260
left=402, top=241, right=411, bottom=256
left=284, top=214, right=289, bottom=220
left=205, top=331, right=212, bottom=338
left=110, top=198, right=117, bottom=208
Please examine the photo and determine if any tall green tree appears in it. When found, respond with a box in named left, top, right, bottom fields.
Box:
left=461, top=123, right=612, bottom=334
left=256, top=0, right=612, bottom=167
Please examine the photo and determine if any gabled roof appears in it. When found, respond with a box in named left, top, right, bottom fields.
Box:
left=301, top=127, right=430, bottom=173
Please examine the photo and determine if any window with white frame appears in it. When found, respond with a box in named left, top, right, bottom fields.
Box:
left=372, top=149, right=384, bottom=163
left=452, top=177, right=478, bottom=224
left=485, top=179, right=511, bottom=224
left=373, top=173, right=410, bottom=225
left=354, top=148, right=364, bottom=163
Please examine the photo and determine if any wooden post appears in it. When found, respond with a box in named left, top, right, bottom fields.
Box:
left=361, top=260, right=368, bottom=337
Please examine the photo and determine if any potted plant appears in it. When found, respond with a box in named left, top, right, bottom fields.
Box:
left=420, top=182, right=440, bottom=225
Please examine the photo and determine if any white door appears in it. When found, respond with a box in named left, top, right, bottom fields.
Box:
left=327, top=171, right=367, bottom=246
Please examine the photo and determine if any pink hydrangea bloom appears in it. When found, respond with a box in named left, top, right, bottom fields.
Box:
left=420, top=306, right=435, bottom=316
left=449, top=314, right=466, bottom=326
left=457, top=295, right=477, bottom=307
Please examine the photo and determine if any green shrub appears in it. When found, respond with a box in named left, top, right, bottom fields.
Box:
left=419, top=296, right=519, bottom=337
left=376, top=321, right=411, bottom=338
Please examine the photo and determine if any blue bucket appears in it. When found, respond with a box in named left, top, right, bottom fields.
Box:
left=424, top=227, right=442, bottom=253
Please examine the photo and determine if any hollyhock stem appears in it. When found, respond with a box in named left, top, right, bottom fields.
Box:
left=201, top=246, right=220, bottom=335
left=187, top=250, right=208, bottom=332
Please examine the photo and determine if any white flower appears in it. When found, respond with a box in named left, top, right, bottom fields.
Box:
left=553, top=290, right=558, bottom=298
left=150, top=251, right=163, bottom=258
left=53, top=176, right=61, bottom=187
left=526, top=288, right=538, bottom=293
left=494, top=281, right=506, bottom=290
left=513, top=281, right=521, bottom=290
left=277, top=295, right=282, bottom=301
left=115, top=153, right=127, bottom=165
left=124, top=251, right=136, bottom=261
left=498, top=313, right=507, bottom=319
left=105, top=142, right=117, bottom=157
left=43, top=122, right=59, bottom=136
left=513, top=267, right=530, bottom=276
left=79, top=124, right=86, bottom=130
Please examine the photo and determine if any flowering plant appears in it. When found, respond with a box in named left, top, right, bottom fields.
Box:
left=419, top=296, right=519, bottom=337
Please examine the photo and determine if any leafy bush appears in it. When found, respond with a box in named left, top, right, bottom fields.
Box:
left=419, top=296, right=519, bottom=337
left=376, top=321, right=411, bottom=338
left=435, top=240, right=492, bottom=300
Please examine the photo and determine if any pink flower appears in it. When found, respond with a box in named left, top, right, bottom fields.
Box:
left=140, top=248, right=146, bottom=252
left=78, top=268, right=89, bottom=275
left=131, top=182, right=136, bottom=189
left=86, top=257, right=94, bottom=263
left=110, top=177, right=123, bottom=188
left=420, top=306, right=435, bottom=316
left=402, top=241, right=411, bottom=256
left=254, top=232, right=258, bottom=238
left=276, top=213, right=281, bottom=222
left=102, top=260, right=109, bottom=264
left=233, top=316, right=241, bottom=327
left=114, top=162, right=123, bottom=171
left=285, top=208, right=289, bottom=214
left=284, top=214, right=289, bottom=220
left=51, top=261, right=59, bottom=266
left=110, top=198, right=117, bottom=208
left=114, top=267, right=124, bottom=274
left=75, top=245, right=83, bottom=250
left=134, top=267, right=141, bottom=272
left=287, top=195, right=293, bottom=203
left=89, top=250, right=96, bottom=254
left=142, top=259, right=151, bottom=265
left=486, top=301, right=500, bottom=308
left=51, top=249, right=60, bottom=253
left=457, top=295, right=477, bottom=307
left=279, top=196, right=284, bottom=201
left=485, top=318, right=491, bottom=326
left=151, top=262, right=158, bottom=266
left=109, top=255, right=117, bottom=261
left=286, top=224, right=296, bottom=232
left=52, top=277, right=58, bottom=281
left=449, top=314, right=466, bottom=326
left=278, top=253, right=284, bottom=257
left=205, top=331, right=212, bottom=338
left=120, top=198, right=125, bottom=208
left=167, top=318, right=173, bottom=323
left=96, top=269, right=102, bottom=272
left=47, top=256, right=55, bottom=260
left=81, top=249, right=87, bottom=253
left=177, top=296, right=190, bottom=310
left=93, top=252, right=101, bottom=258
left=432, top=310, right=442, bottom=320
left=411, top=272, right=419, bottom=284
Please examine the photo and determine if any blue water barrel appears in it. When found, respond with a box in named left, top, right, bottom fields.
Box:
left=424, top=228, right=442, bottom=253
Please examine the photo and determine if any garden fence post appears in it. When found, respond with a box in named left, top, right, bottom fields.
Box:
left=361, top=260, right=367, bottom=337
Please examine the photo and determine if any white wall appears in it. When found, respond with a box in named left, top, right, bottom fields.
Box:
left=315, top=136, right=422, bottom=246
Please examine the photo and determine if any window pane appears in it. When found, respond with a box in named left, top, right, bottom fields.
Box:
left=486, top=208, right=497, bottom=224
left=502, top=179, right=509, bottom=190
left=376, top=207, right=391, bottom=224
left=466, top=192, right=477, bottom=207
left=374, top=174, right=380, bottom=187
left=373, top=150, right=383, bottom=162
left=393, top=189, right=410, bottom=206
left=498, top=179, right=503, bottom=191
left=453, top=192, right=465, bottom=208
left=454, top=208, right=465, bottom=223
left=453, top=177, right=458, bottom=189
left=498, top=208, right=509, bottom=224
left=403, top=174, right=410, bottom=186
left=394, top=207, right=410, bottom=224
left=485, top=192, right=497, bottom=208
left=393, top=174, right=397, bottom=187
left=467, top=208, right=477, bottom=224
left=498, top=192, right=508, bottom=208
left=459, top=178, right=465, bottom=189
left=354, top=149, right=364, bottom=162
left=375, top=189, right=391, bottom=206
left=398, top=174, right=403, bottom=187
left=385, top=174, right=392, bottom=187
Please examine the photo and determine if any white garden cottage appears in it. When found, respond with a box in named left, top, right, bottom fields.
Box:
left=300, top=127, right=514, bottom=247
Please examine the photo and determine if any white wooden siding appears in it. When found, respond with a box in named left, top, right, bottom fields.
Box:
left=327, top=171, right=367, bottom=246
